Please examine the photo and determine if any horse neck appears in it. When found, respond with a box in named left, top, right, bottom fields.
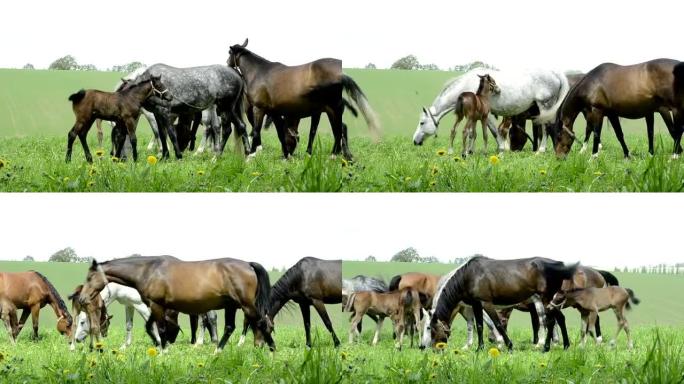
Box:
left=238, top=53, right=273, bottom=84
left=43, top=287, right=67, bottom=319
left=101, top=261, right=146, bottom=290
left=123, top=82, right=153, bottom=105
left=476, top=82, right=493, bottom=101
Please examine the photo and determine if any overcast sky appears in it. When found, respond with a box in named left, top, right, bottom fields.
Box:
left=2, top=0, right=682, bottom=72
left=0, top=194, right=680, bottom=270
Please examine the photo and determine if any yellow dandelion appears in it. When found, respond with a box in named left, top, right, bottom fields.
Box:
left=429, top=180, right=437, bottom=187
left=111, top=349, right=118, bottom=356
left=88, top=359, right=97, bottom=368
left=146, top=347, right=158, bottom=357
left=252, top=363, right=261, bottom=369
left=87, top=181, right=95, bottom=188
left=593, top=171, right=603, bottom=176
left=62, top=177, right=70, bottom=183
left=405, top=369, right=411, bottom=374
left=488, top=347, right=500, bottom=358
left=539, top=362, right=547, bottom=368
left=539, top=169, right=547, bottom=176
left=341, top=158, right=349, bottom=168
left=87, top=373, right=95, bottom=380
left=197, top=362, right=205, bottom=368
left=197, top=170, right=205, bottom=176
left=453, top=349, right=460, bottom=355
left=489, top=155, right=500, bottom=165
left=435, top=342, right=447, bottom=350
left=62, top=369, right=69, bottom=375
left=430, top=373, right=437, bottom=380
left=431, top=165, right=439, bottom=176
left=404, top=176, right=411, bottom=182
left=431, top=360, right=439, bottom=368
left=0, top=159, right=5, bottom=169
left=251, top=171, right=262, bottom=177
left=340, top=351, right=348, bottom=360
left=94, top=341, right=103, bottom=350
left=95, top=149, right=104, bottom=157
left=111, top=156, right=120, bottom=163
left=436, top=149, right=446, bottom=156
left=453, top=156, right=461, bottom=162
left=88, top=167, right=97, bottom=177
left=147, top=155, right=158, bottom=165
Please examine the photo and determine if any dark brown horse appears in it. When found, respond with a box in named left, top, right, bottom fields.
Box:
left=554, top=59, right=684, bottom=158
left=0, top=271, right=73, bottom=340
left=266, top=257, right=341, bottom=347
left=428, top=256, right=577, bottom=352
left=227, top=39, right=379, bottom=160
left=449, top=74, right=500, bottom=157
left=66, top=75, right=171, bottom=162
left=78, top=256, right=275, bottom=351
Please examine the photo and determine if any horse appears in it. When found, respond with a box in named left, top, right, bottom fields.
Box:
left=341, top=275, right=389, bottom=335
left=0, top=298, right=19, bottom=344
left=345, top=288, right=421, bottom=349
left=66, top=75, right=171, bottom=163
left=429, top=256, right=577, bottom=352
left=413, top=67, right=569, bottom=154
left=388, top=272, right=440, bottom=308
left=265, top=257, right=341, bottom=348
left=548, top=286, right=640, bottom=349
left=77, top=256, right=275, bottom=352
left=0, top=271, right=73, bottom=341
left=450, top=74, right=500, bottom=157
left=67, top=285, right=111, bottom=351
left=553, top=59, right=684, bottom=158
left=125, top=64, right=250, bottom=160
left=227, top=38, right=380, bottom=160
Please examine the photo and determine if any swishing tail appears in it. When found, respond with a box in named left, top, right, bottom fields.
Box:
left=68, top=90, right=86, bottom=104
left=341, top=74, right=381, bottom=138
left=342, top=98, right=359, bottom=117
left=389, top=275, right=402, bottom=291
left=625, top=288, right=640, bottom=310
left=535, top=72, right=570, bottom=124
left=249, top=262, right=272, bottom=317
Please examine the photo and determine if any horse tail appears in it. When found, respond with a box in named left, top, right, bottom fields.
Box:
left=598, top=270, right=620, bottom=286
left=68, top=90, right=86, bottom=104
left=249, top=262, right=272, bottom=318
left=344, top=293, right=357, bottom=312
left=673, top=62, right=684, bottom=99
left=402, top=288, right=414, bottom=309
left=31, top=271, right=73, bottom=326
left=342, top=98, right=359, bottom=117
left=535, top=71, right=570, bottom=124
left=626, top=288, right=640, bottom=307
left=341, top=74, right=381, bottom=139
left=389, top=275, right=402, bottom=291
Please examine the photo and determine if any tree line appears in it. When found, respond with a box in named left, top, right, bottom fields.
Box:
left=20, top=55, right=144, bottom=73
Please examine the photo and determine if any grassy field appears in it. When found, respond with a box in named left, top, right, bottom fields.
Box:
left=1, top=68, right=684, bottom=192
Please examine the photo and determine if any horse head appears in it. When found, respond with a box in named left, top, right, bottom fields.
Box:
left=413, top=107, right=439, bottom=145
left=149, top=75, right=172, bottom=102
left=79, top=260, right=108, bottom=305
left=227, top=38, right=249, bottom=69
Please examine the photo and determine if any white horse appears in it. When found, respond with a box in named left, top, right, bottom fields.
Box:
left=69, top=283, right=217, bottom=350
left=413, top=67, right=569, bottom=153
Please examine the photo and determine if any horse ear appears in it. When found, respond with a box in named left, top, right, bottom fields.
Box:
left=107, top=315, right=114, bottom=320
left=422, top=107, right=428, bottom=115
left=90, top=259, right=98, bottom=269
left=478, top=74, right=484, bottom=78
left=242, top=38, right=249, bottom=47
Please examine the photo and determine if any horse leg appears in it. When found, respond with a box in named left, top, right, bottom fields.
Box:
left=95, top=119, right=103, bottom=148
left=531, top=298, right=548, bottom=347
left=16, top=309, right=29, bottom=336
left=143, top=110, right=160, bottom=151
left=216, top=305, right=237, bottom=353
left=594, top=314, right=603, bottom=344
left=555, top=309, right=570, bottom=350
left=312, top=299, right=341, bottom=347
left=122, top=305, right=134, bottom=349
left=349, top=310, right=363, bottom=343
left=189, top=314, right=198, bottom=345
left=449, top=114, right=463, bottom=155
left=542, top=307, right=558, bottom=352
left=463, top=308, right=474, bottom=349
left=30, top=305, right=40, bottom=340
left=249, top=107, right=266, bottom=154
left=1, top=309, right=15, bottom=345
left=481, top=117, right=488, bottom=153
left=469, top=119, right=477, bottom=155
left=272, top=116, right=289, bottom=158
left=461, top=120, right=471, bottom=158
left=580, top=118, right=593, bottom=154
left=486, top=114, right=504, bottom=152
left=663, top=109, right=682, bottom=157
left=153, top=111, right=171, bottom=159
left=298, top=302, right=312, bottom=348
left=189, top=113, right=201, bottom=151
left=471, top=301, right=486, bottom=351
left=206, top=311, right=219, bottom=344
left=646, top=113, right=655, bottom=155
left=237, top=317, right=249, bottom=347
left=588, top=109, right=604, bottom=157
left=527, top=305, right=539, bottom=345
left=482, top=310, right=503, bottom=346
left=372, top=316, right=384, bottom=345
left=230, top=106, right=251, bottom=156
left=124, top=118, right=139, bottom=162
left=607, top=115, right=630, bottom=158
left=481, top=303, right=513, bottom=351
left=307, top=113, right=321, bottom=155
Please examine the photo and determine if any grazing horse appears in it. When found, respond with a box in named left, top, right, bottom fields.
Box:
left=66, top=75, right=171, bottom=163
left=554, top=58, right=684, bottom=158
left=429, top=256, right=577, bottom=352
left=450, top=74, right=500, bottom=156
left=266, top=257, right=342, bottom=348
left=413, top=67, right=569, bottom=153
left=78, top=256, right=275, bottom=352
left=548, top=287, right=640, bottom=349
left=0, top=271, right=72, bottom=340
left=67, top=285, right=112, bottom=351
left=125, top=64, right=250, bottom=160
left=346, top=288, right=421, bottom=349
left=227, top=39, right=380, bottom=160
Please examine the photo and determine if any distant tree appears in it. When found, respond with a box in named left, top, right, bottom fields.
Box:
left=111, top=61, right=146, bottom=74
left=391, top=55, right=421, bottom=70
left=365, top=255, right=377, bottom=262
left=22, top=63, right=35, bottom=70
left=49, top=55, right=78, bottom=70
left=49, top=247, right=79, bottom=262
left=420, top=63, right=440, bottom=71
left=77, top=64, right=98, bottom=71
left=422, top=256, right=440, bottom=263
left=453, top=61, right=497, bottom=72
left=23, top=255, right=35, bottom=261
left=391, top=247, right=421, bottom=262
left=364, top=63, right=377, bottom=69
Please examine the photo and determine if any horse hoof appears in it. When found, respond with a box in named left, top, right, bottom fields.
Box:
left=672, top=154, right=680, bottom=160
left=213, top=348, right=222, bottom=355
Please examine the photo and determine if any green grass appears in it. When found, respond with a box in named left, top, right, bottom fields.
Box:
left=2, top=68, right=684, bottom=192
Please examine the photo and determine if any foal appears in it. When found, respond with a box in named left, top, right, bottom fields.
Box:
left=66, top=75, right=171, bottom=163
left=346, top=288, right=421, bottom=349
left=0, top=298, right=19, bottom=344
left=549, top=287, right=640, bottom=349
left=449, top=74, right=500, bottom=157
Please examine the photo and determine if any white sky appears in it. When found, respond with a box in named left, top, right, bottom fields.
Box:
left=0, top=194, right=680, bottom=270
left=2, top=0, right=682, bottom=72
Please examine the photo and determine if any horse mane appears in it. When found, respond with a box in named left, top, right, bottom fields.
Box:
left=269, top=260, right=304, bottom=315
left=31, top=271, right=73, bottom=325
left=433, top=258, right=478, bottom=322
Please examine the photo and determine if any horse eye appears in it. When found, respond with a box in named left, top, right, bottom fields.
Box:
left=420, top=121, right=424, bottom=125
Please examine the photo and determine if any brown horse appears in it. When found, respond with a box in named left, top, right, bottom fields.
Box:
left=548, top=286, right=639, bottom=349
left=78, top=256, right=275, bottom=351
left=265, top=257, right=341, bottom=348
left=388, top=272, right=440, bottom=308
left=449, top=74, right=500, bottom=157
left=0, top=271, right=73, bottom=341
left=0, top=298, right=19, bottom=344
left=554, top=58, right=684, bottom=158
left=66, top=75, right=171, bottom=163
left=227, top=39, right=379, bottom=160
left=345, top=288, right=421, bottom=349
left=67, top=285, right=111, bottom=351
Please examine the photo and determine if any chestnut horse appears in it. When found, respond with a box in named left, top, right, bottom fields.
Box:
left=227, top=39, right=379, bottom=160
left=67, top=285, right=111, bottom=351
left=388, top=272, right=440, bottom=308
left=266, top=257, right=341, bottom=347
left=66, top=75, right=171, bottom=163
left=0, top=271, right=73, bottom=340
left=554, top=58, right=684, bottom=158
left=0, top=298, right=19, bottom=344
left=78, top=256, right=275, bottom=352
